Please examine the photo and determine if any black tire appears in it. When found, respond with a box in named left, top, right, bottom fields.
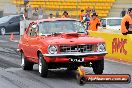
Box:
left=38, top=53, right=48, bottom=77
left=21, top=52, right=34, bottom=70
left=92, top=59, right=104, bottom=74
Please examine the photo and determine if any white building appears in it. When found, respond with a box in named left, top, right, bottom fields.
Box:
left=0, top=0, right=17, bottom=16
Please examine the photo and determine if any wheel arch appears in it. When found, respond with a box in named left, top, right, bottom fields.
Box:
left=37, top=50, right=42, bottom=58
left=20, top=49, right=23, bottom=53
left=37, top=50, right=49, bottom=62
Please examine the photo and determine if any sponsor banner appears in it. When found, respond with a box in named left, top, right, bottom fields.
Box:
left=89, top=31, right=132, bottom=63
left=77, top=74, right=131, bottom=85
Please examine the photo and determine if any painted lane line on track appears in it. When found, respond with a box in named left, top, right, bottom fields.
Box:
left=13, top=40, right=19, bottom=43
left=11, top=40, right=19, bottom=43
left=105, top=59, right=132, bottom=66
left=0, top=40, right=9, bottom=43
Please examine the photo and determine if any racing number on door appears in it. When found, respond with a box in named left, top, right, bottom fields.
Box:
left=112, top=38, right=127, bottom=55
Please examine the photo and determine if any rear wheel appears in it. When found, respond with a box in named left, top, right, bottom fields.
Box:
left=38, top=53, right=48, bottom=77
left=92, top=59, right=104, bottom=74
left=0, top=27, right=6, bottom=35
left=21, top=52, right=34, bottom=70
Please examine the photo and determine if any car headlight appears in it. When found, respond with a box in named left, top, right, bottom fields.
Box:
left=48, top=45, right=58, bottom=54
left=97, top=44, right=106, bottom=52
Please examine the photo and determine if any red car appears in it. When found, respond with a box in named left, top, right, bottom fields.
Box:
left=18, top=18, right=107, bottom=77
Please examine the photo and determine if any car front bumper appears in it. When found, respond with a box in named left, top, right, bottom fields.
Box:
left=43, top=52, right=107, bottom=63
left=43, top=52, right=108, bottom=57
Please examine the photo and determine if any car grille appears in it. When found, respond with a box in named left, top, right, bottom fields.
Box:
left=60, top=44, right=94, bottom=53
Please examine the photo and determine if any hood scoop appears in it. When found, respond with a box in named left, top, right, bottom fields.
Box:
left=62, top=32, right=79, bottom=38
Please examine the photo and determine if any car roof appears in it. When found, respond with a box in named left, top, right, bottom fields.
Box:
left=8, top=15, right=20, bottom=17
left=0, top=15, right=15, bottom=21
left=0, top=15, right=20, bottom=18
left=101, top=17, right=122, bottom=19
left=34, top=18, right=80, bottom=24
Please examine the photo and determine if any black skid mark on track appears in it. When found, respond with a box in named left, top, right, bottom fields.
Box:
left=22, top=70, right=55, bottom=88
left=6, top=70, right=24, bottom=78
left=1, top=75, right=29, bottom=88
left=0, top=57, right=20, bottom=69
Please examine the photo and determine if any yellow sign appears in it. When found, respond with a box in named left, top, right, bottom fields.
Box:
left=89, top=31, right=132, bottom=63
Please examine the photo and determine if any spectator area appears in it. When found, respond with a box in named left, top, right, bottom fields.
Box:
left=109, top=0, right=132, bottom=17
left=12, top=0, right=116, bottom=18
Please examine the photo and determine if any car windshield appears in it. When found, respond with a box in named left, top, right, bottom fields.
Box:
left=107, top=19, right=122, bottom=26
left=39, top=20, right=86, bottom=35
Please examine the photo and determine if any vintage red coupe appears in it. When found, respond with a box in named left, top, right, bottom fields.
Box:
left=18, top=18, right=107, bottom=77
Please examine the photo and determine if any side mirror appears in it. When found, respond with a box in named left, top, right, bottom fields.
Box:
left=102, top=24, right=106, bottom=27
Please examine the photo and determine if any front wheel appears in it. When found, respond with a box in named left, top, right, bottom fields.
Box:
left=0, top=27, right=6, bottom=35
left=92, top=59, right=104, bottom=74
left=21, top=52, right=34, bottom=70
left=38, top=53, right=48, bottom=77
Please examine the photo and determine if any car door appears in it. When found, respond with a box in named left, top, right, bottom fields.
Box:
left=28, top=24, right=39, bottom=62
left=14, top=16, right=21, bottom=33
left=22, top=24, right=32, bottom=58
left=7, top=16, right=19, bottom=33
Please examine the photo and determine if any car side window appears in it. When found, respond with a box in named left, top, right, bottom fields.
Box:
left=15, top=16, right=20, bottom=22
left=101, top=19, right=106, bottom=27
left=27, top=24, right=38, bottom=37
left=9, top=17, right=16, bottom=22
